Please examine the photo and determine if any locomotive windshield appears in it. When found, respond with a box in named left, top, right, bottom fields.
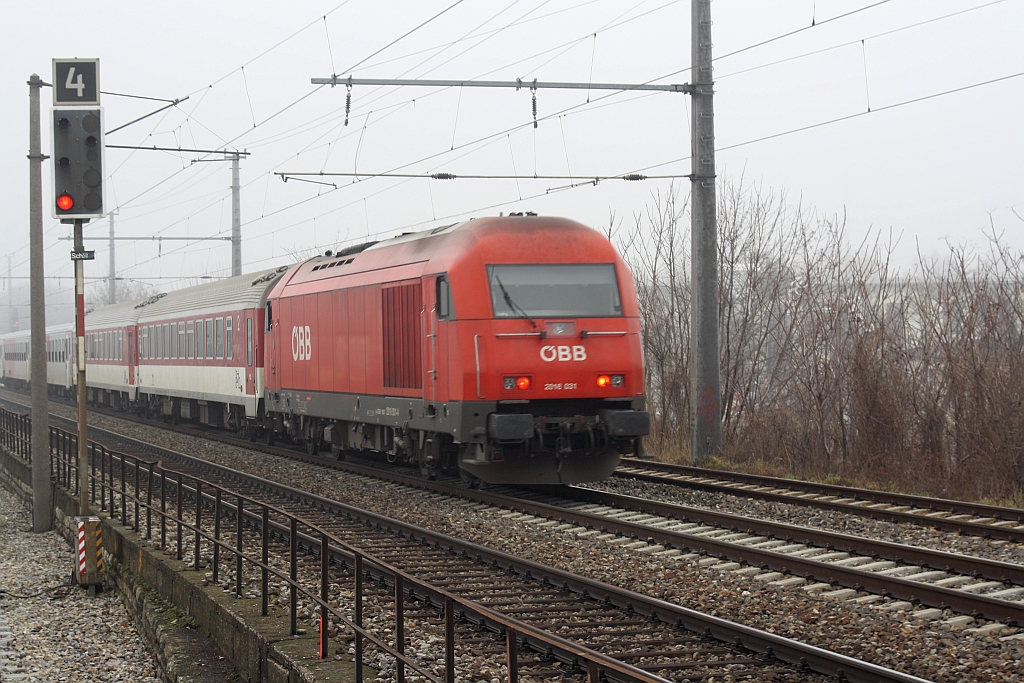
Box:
left=487, top=264, right=622, bottom=318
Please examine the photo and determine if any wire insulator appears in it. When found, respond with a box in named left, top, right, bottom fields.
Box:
left=531, top=90, right=538, bottom=129
left=621, top=174, right=647, bottom=181
left=431, top=173, right=456, bottom=180
left=345, top=85, right=352, bottom=127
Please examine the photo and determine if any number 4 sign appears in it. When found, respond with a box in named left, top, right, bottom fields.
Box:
left=53, top=59, right=100, bottom=106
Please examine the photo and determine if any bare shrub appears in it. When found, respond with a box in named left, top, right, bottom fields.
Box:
left=620, top=180, right=1024, bottom=504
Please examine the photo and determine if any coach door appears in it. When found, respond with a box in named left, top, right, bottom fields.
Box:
left=245, top=315, right=256, bottom=396
left=128, top=329, right=136, bottom=388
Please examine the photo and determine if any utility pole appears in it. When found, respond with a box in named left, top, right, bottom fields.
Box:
left=108, top=211, right=116, bottom=304
left=28, top=74, right=52, bottom=531
left=690, top=0, right=721, bottom=463
left=231, top=153, right=241, bottom=276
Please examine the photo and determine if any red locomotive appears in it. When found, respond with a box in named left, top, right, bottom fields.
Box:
left=262, top=215, right=648, bottom=485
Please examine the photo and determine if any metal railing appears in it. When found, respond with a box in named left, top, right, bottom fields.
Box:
left=1, top=406, right=671, bottom=683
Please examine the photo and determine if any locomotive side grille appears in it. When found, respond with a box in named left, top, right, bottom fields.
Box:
left=382, top=281, right=423, bottom=389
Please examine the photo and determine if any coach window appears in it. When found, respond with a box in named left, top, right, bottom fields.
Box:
left=215, top=318, right=225, bottom=359
left=155, top=325, right=161, bottom=360
left=226, top=317, right=233, bottom=360
left=437, top=274, right=455, bottom=320
left=205, top=318, right=214, bottom=359
left=170, top=324, right=177, bottom=360
left=178, top=324, right=185, bottom=360
left=265, top=301, right=272, bottom=332
left=186, top=321, right=194, bottom=359
left=118, top=331, right=123, bottom=361
left=162, top=324, right=169, bottom=359
left=246, top=317, right=253, bottom=367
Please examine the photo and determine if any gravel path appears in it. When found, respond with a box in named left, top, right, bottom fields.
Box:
left=0, top=485, right=161, bottom=683
left=73, top=410, right=1024, bottom=683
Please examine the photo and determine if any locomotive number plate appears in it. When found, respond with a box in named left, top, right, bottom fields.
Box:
left=544, top=382, right=577, bottom=391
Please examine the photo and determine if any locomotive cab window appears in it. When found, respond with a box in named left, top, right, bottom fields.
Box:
left=487, top=264, right=622, bottom=318
left=436, top=274, right=455, bottom=320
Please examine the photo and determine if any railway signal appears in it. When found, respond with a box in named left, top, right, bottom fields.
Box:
left=51, top=106, right=106, bottom=219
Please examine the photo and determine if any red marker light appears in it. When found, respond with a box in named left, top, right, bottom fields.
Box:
left=57, top=193, right=74, bottom=211
left=597, top=375, right=612, bottom=388
left=516, top=376, right=531, bottom=390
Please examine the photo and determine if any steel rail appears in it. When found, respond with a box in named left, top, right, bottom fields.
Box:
left=616, top=458, right=1024, bottom=541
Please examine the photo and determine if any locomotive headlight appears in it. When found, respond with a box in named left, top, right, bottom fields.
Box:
left=597, top=375, right=611, bottom=388
left=517, top=376, right=531, bottom=390
left=504, top=377, right=516, bottom=390
left=504, top=376, right=532, bottom=390
left=611, top=374, right=624, bottom=387
left=597, top=374, right=625, bottom=388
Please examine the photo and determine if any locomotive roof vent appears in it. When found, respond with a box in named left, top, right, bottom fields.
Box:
left=335, top=240, right=378, bottom=257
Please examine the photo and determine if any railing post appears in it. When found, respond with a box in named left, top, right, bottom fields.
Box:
left=146, top=462, right=154, bottom=540
left=160, top=470, right=167, bottom=551
left=235, top=496, right=244, bottom=598
left=176, top=473, right=183, bottom=561
left=506, top=629, right=518, bottom=683
left=445, top=597, right=455, bottom=683
left=194, top=481, right=202, bottom=571
left=290, top=517, right=298, bottom=636
left=395, top=573, right=405, bottom=683
left=120, top=453, right=127, bottom=523
left=355, top=553, right=363, bottom=683
left=107, top=448, right=115, bottom=514
left=213, top=489, right=222, bottom=583
left=89, top=442, right=96, bottom=505
left=320, top=531, right=329, bottom=659
left=261, top=506, right=269, bottom=616
left=134, top=457, right=141, bottom=532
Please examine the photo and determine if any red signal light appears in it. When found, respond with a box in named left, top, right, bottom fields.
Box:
left=57, top=193, right=74, bottom=211
left=597, top=375, right=612, bottom=388
left=516, top=376, right=531, bottom=390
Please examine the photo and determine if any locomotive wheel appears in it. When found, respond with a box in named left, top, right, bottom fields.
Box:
left=330, top=444, right=346, bottom=461
left=458, top=468, right=481, bottom=489
left=305, top=437, right=322, bottom=455
left=419, top=460, right=439, bottom=481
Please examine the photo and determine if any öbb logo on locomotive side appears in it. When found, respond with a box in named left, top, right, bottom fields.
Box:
left=540, top=345, right=587, bottom=362
left=291, top=325, right=312, bottom=361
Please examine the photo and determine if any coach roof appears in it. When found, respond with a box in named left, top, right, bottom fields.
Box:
left=135, top=266, right=289, bottom=322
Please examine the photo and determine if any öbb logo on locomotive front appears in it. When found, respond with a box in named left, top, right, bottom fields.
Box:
left=539, top=345, right=587, bottom=362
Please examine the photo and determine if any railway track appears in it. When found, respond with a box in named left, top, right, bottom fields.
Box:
left=5, top=391, right=1024, bottom=629
left=0, top=399, right=935, bottom=683
left=614, top=458, right=1024, bottom=542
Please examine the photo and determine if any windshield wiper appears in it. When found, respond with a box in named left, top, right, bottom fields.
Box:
left=494, top=275, right=538, bottom=329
